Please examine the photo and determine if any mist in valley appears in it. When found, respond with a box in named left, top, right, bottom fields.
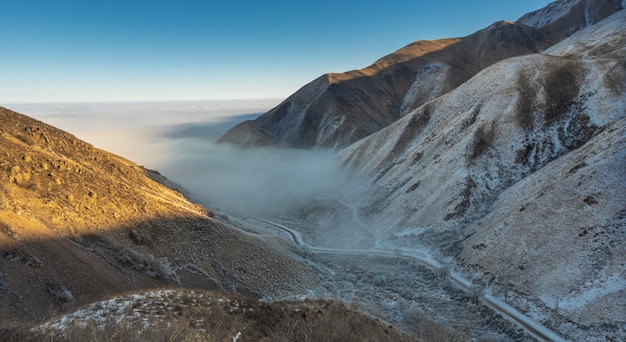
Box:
left=155, top=139, right=358, bottom=217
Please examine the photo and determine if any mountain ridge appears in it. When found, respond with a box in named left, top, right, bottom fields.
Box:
left=218, top=0, right=622, bottom=149
left=219, top=21, right=558, bottom=148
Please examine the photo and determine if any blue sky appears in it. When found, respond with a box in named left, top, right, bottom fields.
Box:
left=1, top=0, right=553, bottom=103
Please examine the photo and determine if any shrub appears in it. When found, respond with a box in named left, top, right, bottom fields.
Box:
left=46, top=282, right=74, bottom=302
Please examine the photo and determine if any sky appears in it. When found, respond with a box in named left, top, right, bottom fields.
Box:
left=0, top=0, right=554, bottom=103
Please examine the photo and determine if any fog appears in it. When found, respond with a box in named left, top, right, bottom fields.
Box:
left=7, top=100, right=355, bottom=217
left=155, top=141, right=354, bottom=216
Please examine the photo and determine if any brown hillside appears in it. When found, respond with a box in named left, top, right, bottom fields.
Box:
left=0, top=107, right=318, bottom=324
left=9, top=290, right=420, bottom=341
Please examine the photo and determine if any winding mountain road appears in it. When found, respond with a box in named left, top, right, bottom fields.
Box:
left=253, top=217, right=566, bottom=342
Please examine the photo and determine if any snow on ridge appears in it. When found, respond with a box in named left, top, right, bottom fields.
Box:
left=35, top=290, right=232, bottom=333
left=400, top=63, right=450, bottom=116
left=544, top=9, right=626, bottom=58
left=517, top=0, right=580, bottom=28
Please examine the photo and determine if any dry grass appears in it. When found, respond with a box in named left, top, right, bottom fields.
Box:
left=542, top=60, right=581, bottom=124
left=9, top=289, right=446, bottom=342
left=411, top=311, right=472, bottom=342
left=515, top=71, right=537, bottom=130
left=603, top=61, right=626, bottom=96
left=382, top=105, right=432, bottom=166
left=469, top=125, right=496, bottom=160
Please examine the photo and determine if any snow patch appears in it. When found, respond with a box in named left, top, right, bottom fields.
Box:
left=400, top=63, right=450, bottom=116
left=392, top=226, right=430, bottom=238
left=517, top=0, right=579, bottom=28
left=558, top=273, right=626, bottom=311
left=35, top=290, right=227, bottom=333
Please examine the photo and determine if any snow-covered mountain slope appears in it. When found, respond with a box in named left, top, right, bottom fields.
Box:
left=340, top=52, right=624, bottom=232
left=458, top=118, right=625, bottom=340
left=335, top=10, right=625, bottom=341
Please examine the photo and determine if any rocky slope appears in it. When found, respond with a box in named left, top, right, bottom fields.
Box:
left=333, top=8, right=625, bottom=341
left=218, top=0, right=622, bottom=149
left=0, top=107, right=318, bottom=326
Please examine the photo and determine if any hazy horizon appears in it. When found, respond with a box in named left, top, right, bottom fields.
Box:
left=5, top=99, right=281, bottom=166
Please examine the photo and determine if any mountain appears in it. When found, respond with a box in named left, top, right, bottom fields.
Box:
left=517, top=0, right=624, bottom=32
left=216, top=2, right=626, bottom=339
left=0, top=107, right=319, bottom=326
left=218, top=0, right=622, bottom=149
left=3, top=0, right=624, bottom=340
left=0, top=107, right=433, bottom=341
left=219, top=25, right=557, bottom=149
left=332, top=8, right=625, bottom=341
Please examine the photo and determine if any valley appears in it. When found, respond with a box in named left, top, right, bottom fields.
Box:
left=1, top=0, right=625, bottom=341
left=227, top=202, right=566, bottom=341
